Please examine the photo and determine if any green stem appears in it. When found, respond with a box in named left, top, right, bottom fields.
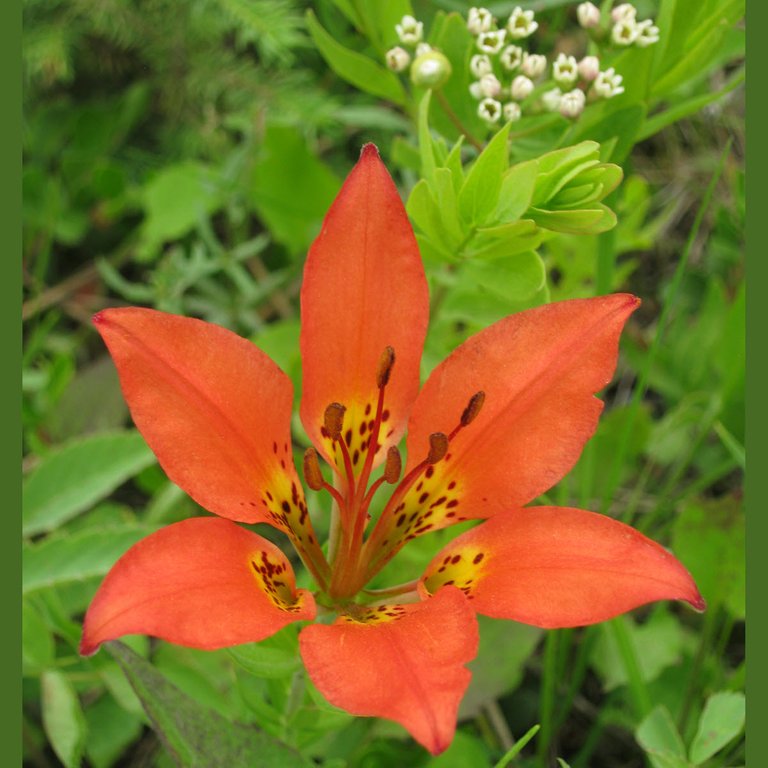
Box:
left=595, top=208, right=616, bottom=295
left=537, top=630, right=559, bottom=766
left=434, top=90, right=484, bottom=152
left=607, top=617, right=652, bottom=719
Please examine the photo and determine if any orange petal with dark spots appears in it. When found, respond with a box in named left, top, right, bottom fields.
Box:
left=299, top=587, right=477, bottom=755
left=421, top=507, right=705, bottom=628
left=300, top=145, right=429, bottom=473
left=405, top=295, right=640, bottom=520
left=80, top=518, right=315, bottom=656
left=94, top=308, right=303, bottom=532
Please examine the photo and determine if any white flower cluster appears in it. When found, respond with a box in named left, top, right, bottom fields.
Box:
left=576, top=2, right=659, bottom=47
left=466, top=7, right=546, bottom=125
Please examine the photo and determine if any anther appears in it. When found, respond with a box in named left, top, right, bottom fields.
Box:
left=376, top=347, right=396, bottom=388
left=383, top=446, right=402, bottom=484
left=427, top=433, right=449, bottom=464
left=323, top=403, right=346, bottom=440
left=461, top=391, right=486, bottom=426
left=303, top=448, right=324, bottom=491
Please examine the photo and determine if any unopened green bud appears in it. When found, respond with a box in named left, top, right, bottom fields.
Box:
left=410, top=50, right=452, bottom=89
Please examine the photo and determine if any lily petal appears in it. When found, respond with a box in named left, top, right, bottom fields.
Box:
left=94, top=308, right=320, bottom=555
left=299, top=587, right=477, bottom=755
left=421, top=507, right=705, bottom=628
left=81, top=517, right=315, bottom=655
left=371, top=295, right=639, bottom=557
left=300, top=144, right=429, bottom=475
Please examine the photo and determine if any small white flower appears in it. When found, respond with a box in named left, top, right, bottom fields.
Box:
left=521, top=52, right=547, bottom=78
left=510, top=74, right=535, bottom=100
left=467, top=7, right=494, bottom=35
left=559, top=88, right=586, bottom=118
left=479, top=73, right=503, bottom=98
left=541, top=87, right=562, bottom=112
left=470, top=53, right=493, bottom=78
left=611, top=3, right=637, bottom=23
left=592, top=67, right=624, bottom=98
left=507, top=6, right=538, bottom=39
left=478, top=97, right=503, bottom=123
left=503, top=101, right=522, bottom=122
left=415, top=42, right=433, bottom=56
left=476, top=29, right=507, bottom=54
left=385, top=46, right=411, bottom=72
left=552, top=53, right=579, bottom=86
left=410, top=50, right=452, bottom=87
left=578, top=55, right=601, bottom=82
left=612, top=18, right=639, bottom=45
left=500, top=45, right=524, bottom=71
left=635, top=19, right=660, bottom=47
left=577, top=2, right=601, bottom=29
left=396, top=14, right=424, bottom=45
left=469, top=81, right=484, bottom=99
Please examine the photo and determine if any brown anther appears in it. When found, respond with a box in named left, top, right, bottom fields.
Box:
left=427, top=432, right=449, bottom=464
left=303, top=447, right=324, bottom=491
left=376, top=346, right=396, bottom=388
left=323, top=403, right=346, bottom=440
left=383, top=446, right=402, bottom=484
left=461, top=391, right=486, bottom=427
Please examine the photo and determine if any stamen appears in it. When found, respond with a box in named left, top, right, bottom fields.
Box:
left=376, top=346, right=396, bottom=388
left=461, top=391, right=486, bottom=426
left=383, top=446, right=402, bottom=484
left=303, top=447, right=324, bottom=491
left=324, top=403, right=346, bottom=440
left=427, top=432, right=449, bottom=464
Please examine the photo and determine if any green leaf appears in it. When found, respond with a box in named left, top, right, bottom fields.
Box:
left=41, top=671, right=88, bottom=768
left=407, top=179, right=454, bottom=256
left=23, top=523, right=158, bottom=593
left=444, top=136, right=465, bottom=192
left=495, top=159, right=538, bottom=223
left=107, top=641, right=311, bottom=767
left=636, top=706, right=690, bottom=768
left=532, top=141, right=599, bottom=205
left=305, top=10, right=407, bottom=105
left=250, top=124, right=341, bottom=256
left=433, top=168, right=465, bottom=247
left=689, top=692, right=745, bottom=764
left=470, top=220, right=544, bottom=260
left=23, top=431, right=156, bottom=537
left=493, top=724, right=541, bottom=767
left=23, top=600, right=55, bottom=672
left=458, top=122, right=511, bottom=226
left=418, top=91, right=437, bottom=186
left=85, top=695, right=144, bottom=768
left=227, top=627, right=301, bottom=679
left=528, top=205, right=616, bottom=234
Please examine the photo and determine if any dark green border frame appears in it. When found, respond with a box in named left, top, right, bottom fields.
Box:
left=6, top=0, right=22, bottom=762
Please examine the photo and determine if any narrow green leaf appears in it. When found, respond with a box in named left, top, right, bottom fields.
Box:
left=528, top=205, right=616, bottom=234
left=492, top=724, right=540, bottom=768
left=23, top=523, right=158, bottom=593
left=305, top=10, right=407, bottom=105
left=495, top=159, right=538, bottom=223
left=470, top=220, right=544, bottom=260
left=107, top=641, right=311, bottom=767
left=444, top=136, right=465, bottom=193
left=689, top=691, right=745, bottom=764
left=23, top=600, right=55, bottom=672
left=41, top=671, right=88, bottom=768
left=418, top=90, right=437, bottom=186
left=227, top=628, right=301, bottom=679
left=407, top=179, right=454, bottom=255
left=23, top=431, right=155, bottom=537
left=459, top=122, right=511, bottom=226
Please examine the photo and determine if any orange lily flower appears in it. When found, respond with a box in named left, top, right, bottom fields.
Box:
left=81, top=145, right=703, bottom=755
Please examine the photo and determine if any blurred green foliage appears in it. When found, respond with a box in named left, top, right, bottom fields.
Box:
left=23, top=0, right=744, bottom=766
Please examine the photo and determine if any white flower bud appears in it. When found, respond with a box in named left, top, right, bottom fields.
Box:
left=467, top=7, right=494, bottom=35
left=612, top=18, right=639, bottom=45
left=577, top=2, right=601, bottom=29
left=507, top=6, right=538, bottom=39
left=503, top=102, right=522, bottom=122
left=469, top=81, right=483, bottom=99
left=578, top=55, right=601, bottom=82
left=478, top=97, right=503, bottom=123
left=415, top=42, right=433, bottom=56
left=500, top=45, right=524, bottom=71
left=477, top=29, right=507, bottom=54
left=552, top=53, right=579, bottom=86
left=592, top=67, right=624, bottom=98
left=510, top=74, right=534, bottom=100
left=541, top=87, right=562, bottom=112
left=521, top=52, right=547, bottom=78
left=396, top=14, right=424, bottom=45
left=635, top=19, right=660, bottom=47
left=470, top=53, right=493, bottom=78
left=611, top=3, right=637, bottom=22
left=479, top=73, right=503, bottom=98
left=559, top=88, right=586, bottom=119
left=385, top=46, right=411, bottom=73
left=410, top=50, right=452, bottom=88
